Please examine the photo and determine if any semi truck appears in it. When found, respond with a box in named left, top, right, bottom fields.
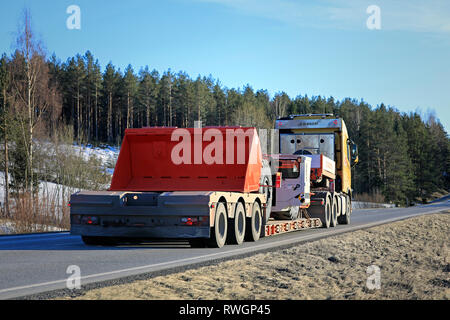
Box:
left=69, top=114, right=358, bottom=247
left=274, top=114, right=359, bottom=228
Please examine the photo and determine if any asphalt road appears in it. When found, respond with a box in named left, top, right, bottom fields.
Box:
left=0, top=200, right=448, bottom=299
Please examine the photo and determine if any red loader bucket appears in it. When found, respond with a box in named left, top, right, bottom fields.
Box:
left=109, top=127, right=262, bottom=193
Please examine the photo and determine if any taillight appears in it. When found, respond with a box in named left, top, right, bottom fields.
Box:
left=81, top=216, right=99, bottom=225
left=181, top=217, right=197, bottom=226
left=180, top=216, right=208, bottom=226
left=275, top=172, right=282, bottom=188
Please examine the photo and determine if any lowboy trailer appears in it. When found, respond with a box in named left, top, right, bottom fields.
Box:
left=70, top=115, right=358, bottom=247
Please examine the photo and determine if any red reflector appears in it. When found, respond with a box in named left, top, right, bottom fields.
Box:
left=275, top=172, right=282, bottom=188
left=181, top=217, right=198, bottom=226
left=181, top=216, right=208, bottom=226
left=82, top=216, right=99, bottom=225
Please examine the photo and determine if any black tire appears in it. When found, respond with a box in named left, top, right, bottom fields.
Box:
left=206, top=202, right=228, bottom=248
left=259, top=159, right=272, bottom=224
left=188, top=239, right=207, bottom=248
left=330, top=195, right=338, bottom=227
left=81, top=236, right=97, bottom=245
left=246, top=201, right=262, bottom=242
left=307, top=192, right=331, bottom=228
left=336, top=194, right=342, bottom=218
left=81, top=236, right=117, bottom=246
left=323, top=197, right=332, bottom=228
left=271, top=206, right=301, bottom=220
left=338, top=195, right=351, bottom=225
left=228, top=202, right=246, bottom=245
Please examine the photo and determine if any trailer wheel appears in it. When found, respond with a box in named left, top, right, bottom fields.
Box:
left=188, top=239, right=207, bottom=248
left=246, top=201, right=262, bottom=242
left=330, top=194, right=338, bottom=227
left=206, top=202, right=228, bottom=248
left=228, top=202, right=246, bottom=245
left=259, top=159, right=272, bottom=224
left=81, top=236, right=117, bottom=246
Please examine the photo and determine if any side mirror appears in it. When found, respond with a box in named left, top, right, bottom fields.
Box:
left=351, top=143, right=359, bottom=166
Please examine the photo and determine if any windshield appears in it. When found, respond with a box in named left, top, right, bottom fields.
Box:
left=277, top=159, right=299, bottom=179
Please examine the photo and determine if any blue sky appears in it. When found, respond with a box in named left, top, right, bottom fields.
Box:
left=0, top=0, right=449, bottom=132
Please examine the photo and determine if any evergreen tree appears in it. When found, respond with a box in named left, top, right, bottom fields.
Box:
left=213, top=81, right=226, bottom=126
left=138, top=66, right=159, bottom=127
left=122, top=64, right=138, bottom=129
left=91, top=58, right=103, bottom=141
left=102, top=63, right=120, bottom=143
left=64, top=55, right=86, bottom=143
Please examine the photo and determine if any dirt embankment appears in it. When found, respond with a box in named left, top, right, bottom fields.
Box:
left=63, top=212, right=450, bottom=300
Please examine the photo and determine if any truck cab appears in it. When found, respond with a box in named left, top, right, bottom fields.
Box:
left=274, top=114, right=358, bottom=227
left=275, top=114, right=358, bottom=196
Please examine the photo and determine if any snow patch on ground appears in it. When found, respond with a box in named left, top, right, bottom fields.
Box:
left=0, top=143, right=120, bottom=234
left=0, top=219, right=66, bottom=234
left=0, top=143, right=120, bottom=204
left=71, top=143, right=119, bottom=169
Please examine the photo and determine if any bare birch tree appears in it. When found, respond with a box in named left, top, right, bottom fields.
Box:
left=10, top=9, right=61, bottom=205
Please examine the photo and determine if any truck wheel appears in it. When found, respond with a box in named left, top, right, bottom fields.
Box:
left=259, top=159, right=272, bottom=224
left=330, top=195, right=338, bottom=227
left=338, top=195, right=351, bottom=225
left=206, top=202, right=228, bottom=248
left=307, top=192, right=331, bottom=228
left=336, top=194, right=342, bottom=218
left=324, top=196, right=332, bottom=228
left=246, top=201, right=262, bottom=242
left=228, top=202, right=246, bottom=245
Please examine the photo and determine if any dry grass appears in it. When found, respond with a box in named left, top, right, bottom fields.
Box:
left=353, top=190, right=386, bottom=204
left=62, top=212, right=450, bottom=300
left=1, top=192, right=70, bottom=234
